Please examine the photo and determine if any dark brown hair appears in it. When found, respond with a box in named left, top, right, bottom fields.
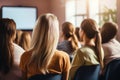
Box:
left=0, top=18, right=16, bottom=74
left=101, top=22, right=118, bottom=43
left=62, top=22, right=79, bottom=50
left=75, top=27, right=80, bottom=41
left=81, top=19, right=104, bottom=69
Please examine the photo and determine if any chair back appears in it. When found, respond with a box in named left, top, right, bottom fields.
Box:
left=103, top=58, right=120, bottom=80
left=28, top=74, right=61, bottom=80
left=74, top=64, right=100, bottom=80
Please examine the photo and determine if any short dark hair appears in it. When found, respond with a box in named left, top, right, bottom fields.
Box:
left=101, top=22, right=118, bottom=43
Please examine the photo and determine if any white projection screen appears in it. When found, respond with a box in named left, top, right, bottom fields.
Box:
left=2, top=6, right=37, bottom=30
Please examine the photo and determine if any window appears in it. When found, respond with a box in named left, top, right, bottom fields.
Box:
left=65, top=0, right=117, bottom=27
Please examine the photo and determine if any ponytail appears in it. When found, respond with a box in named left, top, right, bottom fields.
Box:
left=70, top=34, right=79, bottom=50
left=62, top=22, right=79, bottom=51
left=95, top=32, right=104, bottom=69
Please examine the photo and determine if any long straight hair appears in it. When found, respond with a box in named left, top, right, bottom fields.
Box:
left=62, top=22, right=79, bottom=50
left=81, top=19, right=104, bottom=69
left=28, top=13, right=59, bottom=74
left=0, top=18, right=16, bottom=74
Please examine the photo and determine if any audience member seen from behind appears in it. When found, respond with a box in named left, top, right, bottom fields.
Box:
left=57, top=22, right=79, bottom=62
left=0, top=19, right=24, bottom=65
left=0, top=18, right=22, bottom=80
left=14, top=30, right=23, bottom=45
left=69, top=19, right=104, bottom=80
left=19, top=32, right=31, bottom=51
left=101, top=22, right=120, bottom=66
left=19, top=13, right=71, bottom=80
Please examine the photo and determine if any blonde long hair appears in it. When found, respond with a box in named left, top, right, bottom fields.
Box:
left=28, top=13, right=59, bottom=74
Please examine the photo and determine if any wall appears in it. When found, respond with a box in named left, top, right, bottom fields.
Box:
left=0, top=0, right=66, bottom=27
left=49, top=0, right=66, bottom=27
left=0, top=0, right=50, bottom=17
left=49, top=0, right=66, bottom=42
left=116, top=0, right=120, bottom=42
left=0, top=0, right=51, bottom=36
left=0, top=0, right=66, bottom=42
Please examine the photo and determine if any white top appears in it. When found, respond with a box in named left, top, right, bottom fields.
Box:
left=13, top=43, right=25, bottom=65
left=102, top=39, right=120, bottom=65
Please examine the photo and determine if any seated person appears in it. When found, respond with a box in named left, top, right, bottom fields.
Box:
left=101, top=22, right=120, bottom=66
left=69, top=19, right=104, bottom=80
left=19, top=13, right=70, bottom=80
left=0, top=18, right=22, bottom=80
left=57, top=22, right=79, bottom=62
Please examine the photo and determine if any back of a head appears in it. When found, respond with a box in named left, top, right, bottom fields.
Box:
left=0, top=18, right=16, bottom=74
left=81, top=19, right=98, bottom=39
left=101, top=22, right=118, bottom=43
left=62, top=22, right=75, bottom=39
left=0, top=18, right=16, bottom=41
left=62, top=22, right=78, bottom=50
left=29, top=13, right=59, bottom=74
left=31, top=13, right=59, bottom=51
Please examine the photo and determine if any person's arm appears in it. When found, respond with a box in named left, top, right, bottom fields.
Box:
left=69, top=49, right=84, bottom=80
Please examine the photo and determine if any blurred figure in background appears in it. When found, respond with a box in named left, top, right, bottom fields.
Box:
left=14, top=30, right=23, bottom=45
left=101, top=22, right=120, bottom=66
left=57, top=22, right=79, bottom=62
left=19, top=32, right=31, bottom=51
left=20, top=13, right=70, bottom=80
left=0, top=18, right=22, bottom=80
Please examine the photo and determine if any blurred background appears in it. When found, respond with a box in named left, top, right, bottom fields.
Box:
left=0, top=0, right=120, bottom=41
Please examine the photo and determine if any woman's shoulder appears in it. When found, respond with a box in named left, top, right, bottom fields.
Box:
left=20, top=50, right=32, bottom=61
left=54, top=50, right=70, bottom=59
left=76, top=46, right=96, bottom=56
left=13, top=43, right=25, bottom=52
left=53, top=50, right=71, bottom=67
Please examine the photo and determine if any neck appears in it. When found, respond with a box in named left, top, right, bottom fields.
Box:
left=83, top=36, right=95, bottom=46
left=85, top=40, right=95, bottom=46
